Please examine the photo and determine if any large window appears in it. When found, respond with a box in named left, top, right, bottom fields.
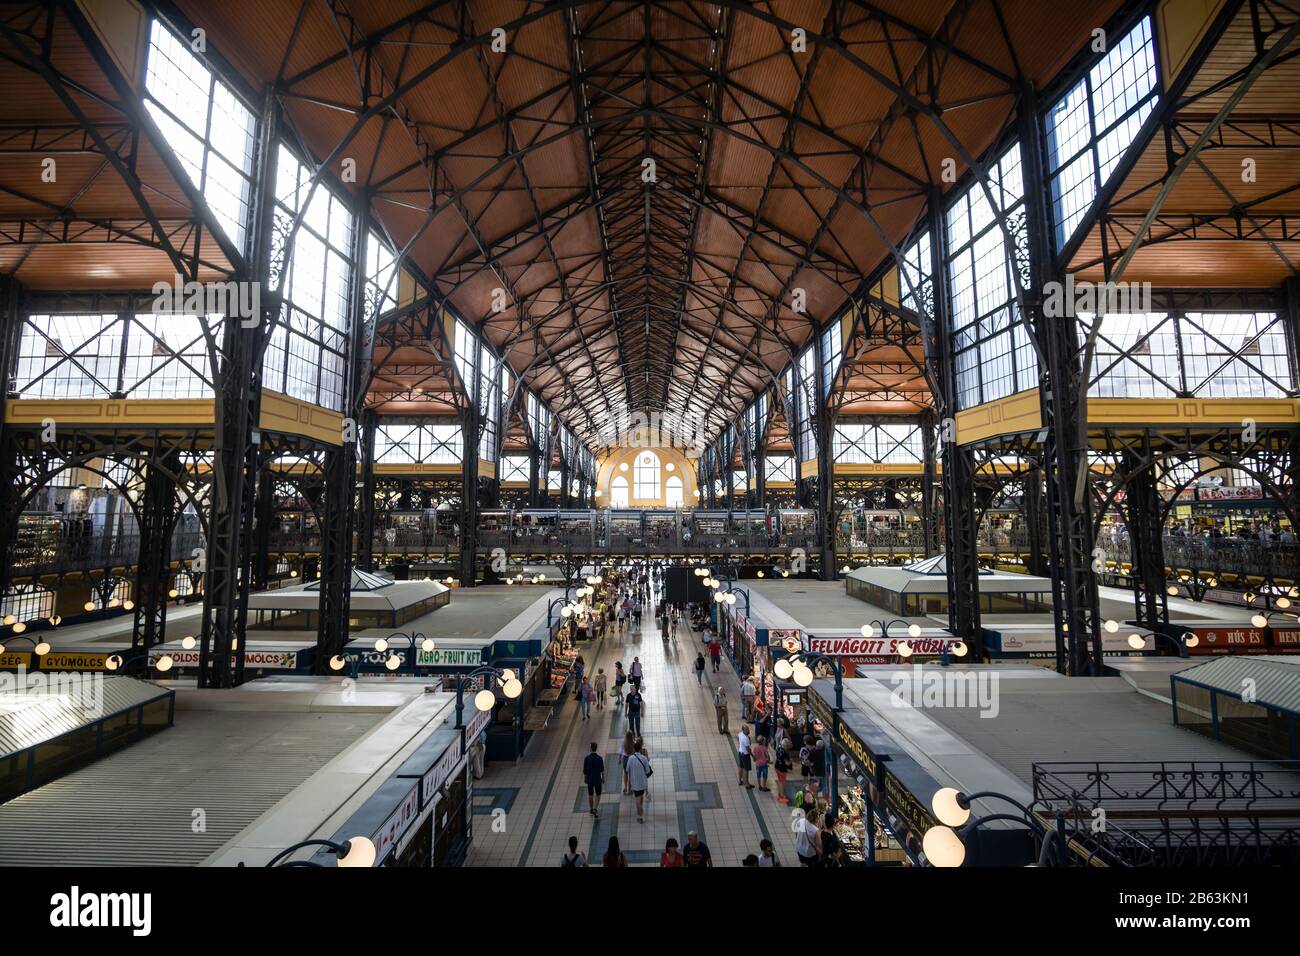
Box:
left=820, top=324, right=843, bottom=401
left=766, top=454, right=795, bottom=483
left=946, top=142, right=1036, bottom=410
left=364, top=231, right=399, bottom=318
left=796, top=345, right=818, bottom=460
left=899, top=231, right=932, bottom=314
left=477, top=344, right=500, bottom=461
left=1085, top=311, right=1291, bottom=398
left=833, top=422, right=924, bottom=464
left=144, top=20, right=255, bottom=248
left=15, top=312, right=217, bottom=400
left=1045, top=17, right=1159, bottom=250
left=499, top=455, right=529, bottom=483
left=665, top=475, right=684, bottom=507
left=375, top=422, right=462, bottom=464
left=15, top=314, right=122, bottom=398
left=633, top=451, right=661, bottom=499
left=265, top=145, right=353, bottom=410
left=610, top=475, right=630, bottom=507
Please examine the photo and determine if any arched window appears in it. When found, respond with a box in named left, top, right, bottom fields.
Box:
left=610, top=475, right=629, bottom=508
left=633, top=451, right=660, bottom=499
left=665, top=475, right=684, bottom=507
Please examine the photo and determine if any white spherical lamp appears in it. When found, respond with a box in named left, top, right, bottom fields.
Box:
left=337, top=836, right=376, bottom=868
left=474, top=688, right=497, bottom=712
left=923, top=826, right=966, bottom=867
left=931, top=787, right=971, bottom=827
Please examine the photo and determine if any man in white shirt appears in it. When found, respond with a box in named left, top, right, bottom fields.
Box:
left=737, top=724, right=753, bottom=788
left=625, top=744, right=652, bottom=824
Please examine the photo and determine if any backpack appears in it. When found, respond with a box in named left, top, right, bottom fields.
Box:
left=562, top=851, right=585, bottom=867
left=800, top=746, right=813, bottom=769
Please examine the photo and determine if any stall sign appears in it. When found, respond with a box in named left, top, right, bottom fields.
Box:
left=463, top=704, right=492, bottom=746
left=808, top=687, right=836, bottom=735
left=1187, top=627, right=1267, bottom=655
left=373, top=781, right=420, bottom=863
left=147, top=649, right=298, bottom=669
left=1198, top=485, right=1262, bottom=501
left=768, top=628, right=803, bottom=651
left=882, top=766, right=939, bottom=844
left=39, top=652, right=112, bottom=671
left=809, top=635, right=961, bottom=657
left=0, top=652, right=33, bottom=670
left=416, top=647, right=482, bottom=668
left=421, top=743, right=467, bottom=808
left=1268, top=628, right=1300, bottom=649
left=836, top=720, right=876, bottom=778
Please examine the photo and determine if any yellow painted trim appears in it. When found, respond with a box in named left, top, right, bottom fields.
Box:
left=372, top=462, right=460, bottom=476
left=833, top=462, right=924, bottom=476
left=955, top=388, right=1043, bottom=444
left=5, top=397, right=215, bottom=426
left=1087, top=397, right=1300, bottom=427
left=478, top=459, right=496, bottom=479
left=799, top=458, right=819, bottom=479
left=1158, top=0, right=1227, bottom=91
left=258, top=391, right=343, bottom=445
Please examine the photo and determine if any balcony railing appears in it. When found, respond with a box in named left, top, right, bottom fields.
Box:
left=11, top=528, right=205, bottom=576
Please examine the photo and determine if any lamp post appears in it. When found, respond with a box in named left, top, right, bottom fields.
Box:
left=259, top=836, right=378, bottom=868
left=1123, top=628, right=1200, bottom=658
left=454, top=664, right=523, bottom=755
left=860, top=618, right=930, bottom=661
left=924, top=788, right=1063, bottom=867
left=0, top=632, right=53, bottom=670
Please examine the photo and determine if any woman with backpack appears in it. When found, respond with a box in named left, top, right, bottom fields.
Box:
left=774, top=738, right=793, bottom=804
left=560, top=835, right=586, bottom=867
left=613, top=662, right=626, bottom=703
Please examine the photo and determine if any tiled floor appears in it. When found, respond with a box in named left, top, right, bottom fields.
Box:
left=468, top=594, right=799, bottom=867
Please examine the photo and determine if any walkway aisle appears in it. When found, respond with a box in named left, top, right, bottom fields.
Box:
left=467, top=598, right=797, bottom=867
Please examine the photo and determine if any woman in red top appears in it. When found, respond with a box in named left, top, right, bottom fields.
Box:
left=660, top=837, right=685, bottom=867
left=752, top=735, right=771, bottom=792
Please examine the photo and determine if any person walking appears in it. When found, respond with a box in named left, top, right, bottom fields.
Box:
left=752, top=735, right=770, bottom=791
left=794, top=808, right=821, bottom=867
left=582, top=741, right=604, bottom=816
left=737, top=724, right=754, bottom=788
left=709, top=637, right=722, bottom=673
left=714, top=686, right=730, bottom=735
left=619, top=730, right=636, bottom=794
left=629, top=657, right=643, bottom=691
left=774, top=739, right=792, bottom=804
left=740, top=676, right=756, bottom=721
left=660, top=837, right=685, bottom=867
left=594, top=668, right=608, bottom=710
left=602, top=835, right=628, bottom=867
left=625, top=743, right=652, bottom=824
left=579, top=677, right=594, bottom=720
left=757, top=838, right=779, bottom=867
left=694, top=652, right=706, bottom=685
left=625, top=684, right=644, bottom=737
left=613, top=662, right=626, bottom=703
left=560, top=835, right=587, bottom=867
left=572, top=656, right=585, bottom=700
left=682, top=831, right=712, bottom=867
